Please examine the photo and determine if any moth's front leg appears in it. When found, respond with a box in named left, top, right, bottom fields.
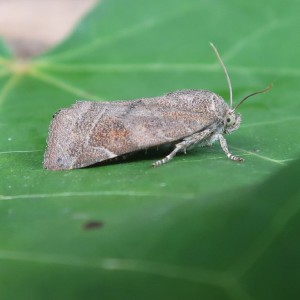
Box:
left=152, top=129, right=212, bottom=167
left=217, top=134, right=244, bottom=162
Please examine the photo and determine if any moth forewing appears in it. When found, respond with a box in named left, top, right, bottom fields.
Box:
left=44, top=90, right=226, bottom=170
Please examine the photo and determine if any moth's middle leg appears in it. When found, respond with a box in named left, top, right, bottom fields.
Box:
left=152, top=129, right=212, bottom=167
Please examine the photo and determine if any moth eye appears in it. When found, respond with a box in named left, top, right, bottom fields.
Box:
left=226, top=115, right=236, bottom=126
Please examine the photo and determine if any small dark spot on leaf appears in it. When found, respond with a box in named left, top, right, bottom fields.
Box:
left=83, top=221, right=104, bottom=230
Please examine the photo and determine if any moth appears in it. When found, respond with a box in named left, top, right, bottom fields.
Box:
left=44, top=43, right=270, bottom=170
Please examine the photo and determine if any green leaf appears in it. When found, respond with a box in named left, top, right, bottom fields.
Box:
left=1, top=0, right=300, bottom=299
left=0, top=38, right=12, bottom=59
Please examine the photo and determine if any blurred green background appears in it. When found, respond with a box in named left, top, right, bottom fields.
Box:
left=0, top=0, right=300, bottom=299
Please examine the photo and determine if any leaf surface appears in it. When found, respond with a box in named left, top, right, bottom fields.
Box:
left=1, top=0, right=300, bottom=299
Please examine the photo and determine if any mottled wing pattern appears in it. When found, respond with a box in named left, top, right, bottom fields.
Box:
left=44, top=90, right=226, bottom=170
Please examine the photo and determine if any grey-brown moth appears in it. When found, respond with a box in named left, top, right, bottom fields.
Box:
left=44, top=43, right=270, bottom=170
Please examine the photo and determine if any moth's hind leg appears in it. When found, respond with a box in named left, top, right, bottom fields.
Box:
left=152, top=129, right=212, bottom=167
left=152, top=142, right=186, bottom=167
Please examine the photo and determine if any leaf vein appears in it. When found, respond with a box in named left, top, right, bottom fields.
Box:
left=35, top=62, right=300, bottom=77
left=0, top=74, right=21, bottom=107
left=0, top=250, right=235, bottom=288
left=29, top=69, right=103, bottom=99
left=0, top=191, right=194, bottom=201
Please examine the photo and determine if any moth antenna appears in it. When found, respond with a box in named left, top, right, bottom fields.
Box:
left=210, top=42, right=233, bottom=109
left=234, top=85, right=272, bottom=111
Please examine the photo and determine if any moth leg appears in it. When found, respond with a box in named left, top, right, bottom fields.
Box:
left=152, top=129, right=212, bottom=167
left=217, top=134, right=244, bottom=162
left=152, top=143, right=186, bottom=167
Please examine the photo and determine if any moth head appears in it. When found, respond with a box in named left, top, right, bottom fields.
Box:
left=224, top=110, right=241, bottom=134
